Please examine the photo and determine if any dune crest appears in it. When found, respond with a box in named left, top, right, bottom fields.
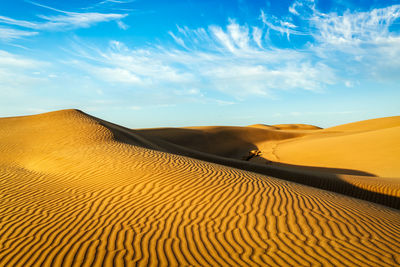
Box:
left=272, top=124, right=322, bottom=130
left=324, top=116, right=400, bottom=132
left=1, top=110, right=400, bottom=266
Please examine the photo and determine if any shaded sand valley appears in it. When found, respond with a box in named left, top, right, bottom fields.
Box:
left=1, top=110, right=400, bottom=266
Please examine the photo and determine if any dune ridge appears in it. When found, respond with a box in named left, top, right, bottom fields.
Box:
left=324, top=116, right=400, bottom=132
left=248, top=123, right=322, bottom=130
left=1, top=109, right=400, bottom=266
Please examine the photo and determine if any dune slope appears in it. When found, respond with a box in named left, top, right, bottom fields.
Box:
left=271, top=116, right=400, bottom=177
left=137, top=121, right=400, bottom=208
left=1, top=110, right=400, bottom=266
left=137, top=126, right=306, bottom=160
left=138, top=118, right=400, bottom=178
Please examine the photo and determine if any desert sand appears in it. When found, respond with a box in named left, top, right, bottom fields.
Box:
left=139, top=117, right=400, bottom=177
left=0, top=109, right=399, bottom=266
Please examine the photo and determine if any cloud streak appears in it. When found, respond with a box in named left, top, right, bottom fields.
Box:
left=304, top=4, right=400, bottom=81
left=2, top=1, right=400, bottom=111
left=0, top=50, right=50, bottom=102
left=0, top=2, right=128, bottom=32
left=0, top=50, right=47, bottom=68
left=0, top=27, right=38, bottom=41
left=69, top=19, right=335, bottom=99
left=66, top=2, right=400, bottom=100
left=310, top=4, right=400, bottom=46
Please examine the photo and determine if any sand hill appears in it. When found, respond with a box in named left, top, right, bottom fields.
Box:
left=138, top=117, right=400, bottom=177
left=265, top=116, right=400, bottom=178
left=0, top=109, right=399, bottom=266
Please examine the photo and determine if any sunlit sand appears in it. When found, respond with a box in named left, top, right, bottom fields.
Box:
left=0, top=109, right=399, bottom=266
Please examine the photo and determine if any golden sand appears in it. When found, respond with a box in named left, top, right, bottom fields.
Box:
left=0, top=110, right=399, bottom=266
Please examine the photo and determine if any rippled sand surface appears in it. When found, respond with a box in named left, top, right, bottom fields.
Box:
left=1, top=110, right=399, bottom=266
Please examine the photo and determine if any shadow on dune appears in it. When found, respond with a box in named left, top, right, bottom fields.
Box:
left=251, top=158, right=376, bottom=177
left=134, top=126, right=304, bottom=159
left=137, top=127, right=377, bottom=176
left=87, top=112, right=400, bottom=210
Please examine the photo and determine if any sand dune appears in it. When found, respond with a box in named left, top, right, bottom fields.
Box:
left=269, top=117, right=400, bottom=177
left=1, top=110, right=400, bottom=266
left=137, top=118, right=400, bottom=208
left=324, top=116, right=400, bottom=132
left=271, top=124, right=322, bottom=130
left=138, top=126, right=305, bottom=160
left=139, top=117, right=400, bottom=177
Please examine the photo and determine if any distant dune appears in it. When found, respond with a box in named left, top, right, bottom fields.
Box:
left=272, top=124, right=322, bottom=130
left=324, top=116, right=400, bottom=132
left=1, top=110, right=399, bottom=266
left=137, top=125, right=305, bottom=160
left=139, top=117, right=400, bottom=177
left=270, top=116, right=400, bottom=177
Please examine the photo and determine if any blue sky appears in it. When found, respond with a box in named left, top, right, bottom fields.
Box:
left=0, top=0, right=399, bottom=128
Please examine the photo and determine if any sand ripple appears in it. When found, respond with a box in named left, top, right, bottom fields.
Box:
left=0, top=110, right=399, bottom=266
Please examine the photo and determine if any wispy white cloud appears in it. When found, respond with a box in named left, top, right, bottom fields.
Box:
left=68, top=2, right=400, bottom=100
left=0, top=2, right=127, bottom=32
left=303, top=4, right=400, bottom=81
left=0, top=13, right=127, bottom=31
left=310, top=5, right=400, bottom=46
left=0, top=50, right=50, bottom=102
left=36, top=13, right=127, bottom=30
left=0, top=27, right=38, bottom=41
left=83, top=0, right=135, bottom=12
left=98, top=0, right=135, bottom=5
left=260, top=10, right=304, bottom=39
left=288, top=0, right=314, bottom=16
left=68, top=19, right=334, bottom=99
left=252, top=26, right=263, bottom=48
left=0, top=50, right=47, bottom=68
left=288, top=4, right=299, bottom=15
left=2, top=1, right=400, bottom=111
left=0, top=16, right=38, bottom=29
left=209, top=25, right=237, bottom=52
left=257, top=1, right=400, bottom=82
left=226, top=21, right=250, bottom=50
left=116, top=20, right=128, bottom=30
left=92, top=67, right=142, bottom=84
left=168, top=31, right=187, bottom=48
